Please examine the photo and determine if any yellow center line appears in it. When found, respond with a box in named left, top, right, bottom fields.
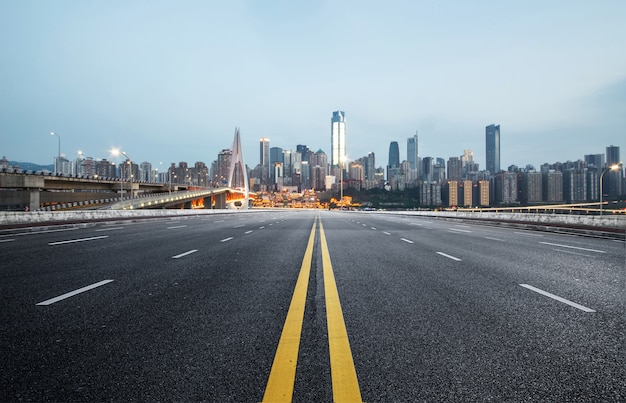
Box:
left=319, top=220, right=363, bottom=403
left=261, top=218, right=317, bottom=403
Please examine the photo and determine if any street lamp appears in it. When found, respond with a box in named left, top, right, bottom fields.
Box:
left=599, top=164, right=620, bottom=216
left=111, top=149, right=133, bottom=200
left=50, top=132, right=61, bottom=172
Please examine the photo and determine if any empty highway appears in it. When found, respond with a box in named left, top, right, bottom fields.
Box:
left=1, top=210, right=624, bottom=402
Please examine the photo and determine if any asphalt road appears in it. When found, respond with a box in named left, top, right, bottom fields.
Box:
left=1, top=210, right=624, bottom=402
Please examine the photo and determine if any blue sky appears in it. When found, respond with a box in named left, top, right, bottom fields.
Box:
left=1, top=0, right=624, bottom=171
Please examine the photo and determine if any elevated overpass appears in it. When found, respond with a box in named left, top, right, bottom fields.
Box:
left=0, top=169, right=251, bottom=211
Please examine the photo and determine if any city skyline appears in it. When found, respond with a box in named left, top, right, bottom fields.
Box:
left=1, top=1, right=625, bottom=170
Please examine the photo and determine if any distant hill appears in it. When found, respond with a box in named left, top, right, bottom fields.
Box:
left=8, top=161, right=54, bottom=171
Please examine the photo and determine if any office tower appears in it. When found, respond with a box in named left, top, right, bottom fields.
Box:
left=269, top=147, right=283, bottom=183
left=605, top=145, right=623, bottom=197
left=486, top=124, right=500, bottom=175
left=447, top=157, right=462, bottom=181
left=387, top=141, right=400, bottom=181
left=260, top=137, right=270, bottom=184
left=331, top=111, right=346, bottom=167
left=606, top=145, right=620, bottom=165
left=407, top=132, right=419, bottom=181
left=421, top=157, right=433, bottom=182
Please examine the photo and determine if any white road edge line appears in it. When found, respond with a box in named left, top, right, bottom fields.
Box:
left=539, top=241, right=606, bottom=253
left=220, top=237, right=233, bottom=242
left=401, top=238, right=414, bottom=244
left=449, top=228, right=472, bottom=233
left=48, top=236, right=109, bottom=246
left=172, top=249, right=198, bottom=259
left=437, top=252, right=462, bottom=261
left=519, top=284, right=596, bottom=312
left=167, top=225, right=187, bottom=229
left=36, top=280, right=114, bottom=306
left=0, top=239, right=15, bottom=243
left=484, top=237, right=505, bottom=242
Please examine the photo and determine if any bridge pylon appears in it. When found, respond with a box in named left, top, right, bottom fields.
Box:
left=227, top=127, right=250, bottom=209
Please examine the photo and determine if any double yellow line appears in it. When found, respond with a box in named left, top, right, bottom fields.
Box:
left=262, top=217, right=363, bottom=403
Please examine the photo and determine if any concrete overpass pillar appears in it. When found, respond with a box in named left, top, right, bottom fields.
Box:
left=212, top=193, right=226, bottom=209
left=29, top=189, right=40, bottom=211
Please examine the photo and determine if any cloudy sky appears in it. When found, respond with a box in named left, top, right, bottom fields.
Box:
left=1, top=0, right=624, bottom=171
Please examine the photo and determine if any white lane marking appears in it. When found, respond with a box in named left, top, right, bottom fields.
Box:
left=167, top=225, right=187, bottom=230
left=95, top=227, right=125, bottom=232
left=362, top=224, right=367, bottom=227
left=436, top=252, right=462, bottom=261
left=514, top=231, right=543, bottom=237
left=269, top=223, right=274, bottom=226
left=214, top=220, right=224, bottom=223
left=0, top=239, right=15, bottom=243
left=401, top=238, right=414, bottom=244
left=371, top=227, right=377, bottom=230
left=245, top=230, right=253, bottom=234
left=540, top=241, right=606, bottom=254
left=233, top=224, right=245, bottom=228
left=0, top=227, right=79, bottom=238
left=383, top=231, right=391, bottom=235
left=455, top=225, right=470, bottom=228
left=220, top=237, right=233, bottom=242
left=449, top=228, right=471, bottom=233
left=36, top=280, right=114, bottom=306
left=259, top=226, right=265, bottom=229
left=172, top=249, right=198, bottom=259
left=48, top=236, right=109, bottom=246
left=519, top=284, right=596, bottom=313
left=484, top=236, right=505, bottom=242
left=551, top=248, right=594, bottom=258
left=409, top=223, right=422, bottom=226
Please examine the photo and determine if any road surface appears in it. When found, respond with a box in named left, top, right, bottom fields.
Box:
left=1, top=210, right=624, bottom=401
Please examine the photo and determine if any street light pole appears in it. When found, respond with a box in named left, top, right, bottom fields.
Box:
left=50, top=132, right=60, bottom=172
left=111, top=149, right=133, bottom=200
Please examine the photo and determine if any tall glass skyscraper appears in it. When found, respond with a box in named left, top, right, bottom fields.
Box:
left=407, top=132, right=419, bottom=181
left=331, top=111, right=346, bottom=167
left=486, top=124, right=500, bottom=175
left=259, top=137, right=270, bottom=184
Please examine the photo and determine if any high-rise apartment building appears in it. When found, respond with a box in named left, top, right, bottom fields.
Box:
left=331, top=111, right=346, bottom=168
left=486, top=124, right=500, bottom=175
left=407, top=133, right=419, bottom=181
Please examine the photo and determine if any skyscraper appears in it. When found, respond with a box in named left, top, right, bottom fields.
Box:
left=486, top=124, right=500, bottom=175
left=260, top=137, right=270, bottom=184
left=331, top=111, right=346, bottom=168
left=407, top=132, right=419, bottom=181
left=605, top=145, right=623, bottom=197
left=387, top=141, right=400, bottom=184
